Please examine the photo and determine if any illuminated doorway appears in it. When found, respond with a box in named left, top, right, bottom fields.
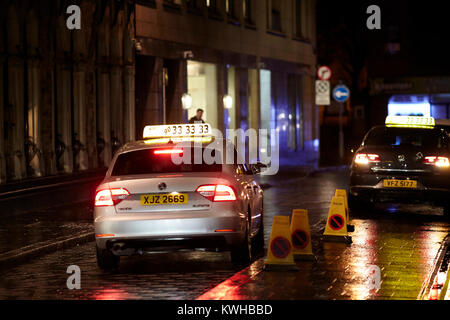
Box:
left=187, top=61, right=218, bottom=128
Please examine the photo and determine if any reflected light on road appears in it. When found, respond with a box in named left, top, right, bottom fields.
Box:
left=346, top=220, right=380, bottom=300
left=93, top=288, right=137, bottom=300
left=196, top=261, right=262, bottom=300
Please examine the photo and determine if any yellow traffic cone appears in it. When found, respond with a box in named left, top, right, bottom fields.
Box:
left=264, top=216, right=299, bottom=271
left=323, top=196, right=352, bottom=243
left=335, top=189, right=355, bottom=232
left=290, top=209, right=315, bottom=261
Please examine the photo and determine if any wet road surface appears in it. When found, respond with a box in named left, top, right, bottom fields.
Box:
left=0, top=168, right=449, bottom=299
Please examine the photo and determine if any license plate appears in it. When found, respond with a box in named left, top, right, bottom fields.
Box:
left=140, top=194, right=188, bottom=205
left=383, top=179, right=417, bottom=188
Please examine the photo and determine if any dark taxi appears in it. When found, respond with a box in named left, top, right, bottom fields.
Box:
left=349, top=116, right=450, bottom=216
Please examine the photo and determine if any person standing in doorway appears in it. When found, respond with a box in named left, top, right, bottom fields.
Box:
left=189, top=108, right=205, bottom=124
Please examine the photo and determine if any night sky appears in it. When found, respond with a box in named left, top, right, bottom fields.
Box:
left=317, top=1, right=450, bottom=77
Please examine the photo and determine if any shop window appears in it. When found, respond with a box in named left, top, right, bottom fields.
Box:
left=294, top=0, right=303, bottom=38
left=187, top=0, right=202, bottom=15
left=206, top=0, right=222, bottom=19
left=187, top=61, right=218, bottom=129
left=243, top=0, right=253, bottom=25
left=136, top=0, right=156, bottom=9
left=270, top=0, right=283, bottom=32
left=226, top=0, right=239, bottom=23
left=164, top=0, right=182, bottom=13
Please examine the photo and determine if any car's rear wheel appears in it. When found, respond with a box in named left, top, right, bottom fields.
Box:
left=230, top=214, right=252, bottom=265
left=96, top=246, right=120, bottom=270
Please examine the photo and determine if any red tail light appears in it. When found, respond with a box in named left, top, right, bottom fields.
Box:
left=153, top=148, right=183, bottom=155
left=354, top=153, right=380, bottom=165
left=424, top=156, right=450, bottom=168
left=196, top=184, right=237, bottom=202
left=95, top=188, right=130, bottom=207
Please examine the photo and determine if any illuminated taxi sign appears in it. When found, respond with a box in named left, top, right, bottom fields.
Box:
left=143, top=123, right=211, bottom=139
left=385, top=116, right=435, bottom=129
left=144, top=136, right=213, bottom=145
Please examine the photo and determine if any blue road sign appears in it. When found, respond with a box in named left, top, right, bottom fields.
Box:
left=333, top=85, right=350, bottom=103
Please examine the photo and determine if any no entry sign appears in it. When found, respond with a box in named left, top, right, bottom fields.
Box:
left=329, top=214, right=345, bottom=231
left=270, top=236, right=291, bottom=259
left=291, top=229, right=309, bottom=249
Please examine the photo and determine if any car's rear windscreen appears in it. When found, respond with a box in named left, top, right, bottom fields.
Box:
left=111, top=148, right=222, bottom=176
left=364, top=127, right=448, bottom=149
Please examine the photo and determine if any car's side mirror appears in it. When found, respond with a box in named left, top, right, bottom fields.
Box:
left=252, top=162, right=268, bottom=174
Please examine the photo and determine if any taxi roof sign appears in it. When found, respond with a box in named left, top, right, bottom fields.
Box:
left=385, top=116, right=435, bottom=129
left=143, top=123, right=212, bottom=139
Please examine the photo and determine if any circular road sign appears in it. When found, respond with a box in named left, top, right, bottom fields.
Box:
left=317, top=66, right=332, bottom=81
left=329, top=214, right=345, bottom=231
left=270, top=236, right=291, bottom=259
left=291, top=229, right=310, bottom=249
left=332, top=85, right=350, bottom=103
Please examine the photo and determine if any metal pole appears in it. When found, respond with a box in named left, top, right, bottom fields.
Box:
left=339, top=102, right=344, bottom=161
left=162, top=68, right=167, bottom=124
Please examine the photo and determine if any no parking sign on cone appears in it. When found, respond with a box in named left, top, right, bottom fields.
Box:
left=290, top=209, right=315, bottom=261
left=264, top=216, right=298, bottom=271
left=323, top=196, right=352, bottom=243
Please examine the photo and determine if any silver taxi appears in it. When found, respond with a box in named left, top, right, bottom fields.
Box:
left=94, top=124, right=264, bottom=270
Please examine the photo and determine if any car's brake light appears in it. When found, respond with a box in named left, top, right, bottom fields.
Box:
left=95, top=188, right=130, bottom=207
left=354, top=153, right=380, bottom=165
left=424, top=156, right=450, bottom=168
left=153, top=148, right=183, bottom=155
left=196, top=184, right=237, bottom=202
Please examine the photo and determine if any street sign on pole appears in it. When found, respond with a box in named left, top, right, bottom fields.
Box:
left=315, top=80, right=330, bottom=106
left=317, top=66, right=332, bottom=81
left=332, top=85, right=350, bottom=103
left=332, top=84, right=350, bottom=161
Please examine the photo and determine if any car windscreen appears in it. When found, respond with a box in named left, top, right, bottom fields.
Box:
left=111, top=147, right=222, bottom=176
left=363, top=127, right=448, bottom=149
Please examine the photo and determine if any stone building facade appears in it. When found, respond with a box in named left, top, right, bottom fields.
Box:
left=0, top=0, right=136, bottom=184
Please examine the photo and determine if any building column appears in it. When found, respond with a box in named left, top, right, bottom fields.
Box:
left=26, top=58, right=43, bottom=177
left=110, top=65, right=123, bottom=154
left=8, top=56, right=27, bottom=180
left=73, top=65, right=89, bottom=171
left=124, top=65, right=136, bottom=142
left=0, top=58, right=5, bottom=183
left=85, top=66, right=98, bottom=169
left=55, top=64, right=74, bottom=174
left=248, top=68, right=260, bottom=131
left=97, top=68, right=112, bottom=166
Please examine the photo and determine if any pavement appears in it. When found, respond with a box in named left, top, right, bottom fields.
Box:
left=0, top=167, right=449, bottom=300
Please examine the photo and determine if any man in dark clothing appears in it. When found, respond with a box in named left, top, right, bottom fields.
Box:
left=189, top=108, right=205, bottom=124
